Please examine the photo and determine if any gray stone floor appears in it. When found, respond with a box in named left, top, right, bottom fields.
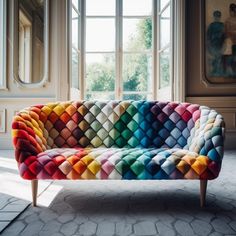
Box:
left=0, top=193, right=29, bottom=232
left=1, top=150, right=236, bottom=236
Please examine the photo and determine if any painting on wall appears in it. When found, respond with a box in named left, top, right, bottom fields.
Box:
left=204, top=0, right=236, bottom=84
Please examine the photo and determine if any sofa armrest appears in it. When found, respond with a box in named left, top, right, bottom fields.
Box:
left=187, top=106, right=225, bottom=162
left=12, top=107, right=48, bottom=164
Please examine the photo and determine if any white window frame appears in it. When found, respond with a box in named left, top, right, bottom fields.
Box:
left=70, top=0, right=175, bottom=101
left=156, top=0, right=173, bottom=101
left=0, top=0, right=7, bottom=90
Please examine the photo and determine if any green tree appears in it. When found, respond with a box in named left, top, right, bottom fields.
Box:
left=123, top=17, right=152, bottom=99
left=86, top=17, right=155, bottom=99
left=86, top=55, right=115, bottom=92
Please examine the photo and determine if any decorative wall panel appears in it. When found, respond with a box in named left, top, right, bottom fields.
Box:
left=0, top=109, right=6, bottom=133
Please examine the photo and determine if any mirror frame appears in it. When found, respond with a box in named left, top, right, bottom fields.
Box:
left=13, top=0, right=49, bottom=88
left=0, top=0, right=7, bottom=90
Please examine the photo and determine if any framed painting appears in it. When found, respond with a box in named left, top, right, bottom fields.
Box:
left=203, top=0, right=236, bottom=86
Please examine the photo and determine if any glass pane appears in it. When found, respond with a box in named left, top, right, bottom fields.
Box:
left=72, top=0, right=80, bottom=12
left=160, top=5, right=170, bottom=48
left=71, top=48, right=79, bottom=89
left=123, top=53, right=152, bottom=92
left=123, top=0, right=152, bottom=16
left=123, top=18, right=152, bottom=51
left=86, top=93, right=115, bottom=100
left=72, top=7, right=78, bottom=19
left=72, top=19, right=79, bottom=49
left=86, top=0, right=115, bottom=16
left=72, top=0, right=80, bottom=17
left=86, top=53, right=115, bottom=92
left=160, top=47, right=170, bottom=88
left=123, top=94, right=147, bottom=100
left=86, top=18, right=115, bottom=51
left=160, top=0, right=169, bottom=11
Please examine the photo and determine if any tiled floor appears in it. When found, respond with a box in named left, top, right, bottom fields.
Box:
left=0, top=150, right=236, bottom=236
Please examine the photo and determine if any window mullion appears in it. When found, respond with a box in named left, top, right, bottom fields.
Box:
left=153, top=0, right=157, bottom=100
left=80, top=0, right=86, bottom=99
left=170, top=0, right=174, bottom=100
left=115, top=0, right=122, bottom=100
left=156, top=0, right=160, bottom=93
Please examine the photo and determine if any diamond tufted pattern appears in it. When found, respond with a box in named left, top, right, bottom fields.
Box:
left=12, top=101, right=225, bottom=180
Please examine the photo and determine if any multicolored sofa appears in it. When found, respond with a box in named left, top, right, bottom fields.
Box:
left=12, top=101, right=225, bottom=207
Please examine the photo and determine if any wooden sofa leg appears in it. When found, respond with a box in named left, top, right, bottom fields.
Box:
left=200, top=180, right=207, bottom=207
left=31, top=180, right=38, bottom=207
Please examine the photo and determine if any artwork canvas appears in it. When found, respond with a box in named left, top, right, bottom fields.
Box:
left=205, top=0, right=236, bottom=84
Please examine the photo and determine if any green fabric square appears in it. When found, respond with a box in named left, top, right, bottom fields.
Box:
left=85, top=128, right=96, bottom=139
left=109, top=129, right=120, bottom=140
left=115, top=160, right=130, bottom=175
left=126, top=104, right=138, bottom=116
left=123, top=154, right=136, bottom=165
left=115, top=136, right=127, bottom=147
left=121, top=129, right=133, bottom=140
left=130, top=161, right=144, bottom=175
left=91, top=120, right=102, bottom=132
left=103, top=137, right=115, bottom=147
left=121, top=112, right=132, bottom=124
left=114, top=121, right=126, bottom=131
left=127, top=120, right=139, bottom=131
left=127, top=137, right=139, bottom=147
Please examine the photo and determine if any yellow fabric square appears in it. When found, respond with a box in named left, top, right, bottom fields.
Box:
left=88, top=160, right=101, bottom=175
left=176, top=160, right=190, bottom=174
left=191, top=161, right=207, bottom=175
left=81, top=155, right=94, bottom=165
left=41, top=106, right=52, bottom=115
left=78, top=106, right=88, bottom=116
left=53, top=105, right=65, bottom=116
left=81, top=169, right=96, bottom=179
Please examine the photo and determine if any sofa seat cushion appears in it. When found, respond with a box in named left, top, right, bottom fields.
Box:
left=19, top=148, right=221, bottom=180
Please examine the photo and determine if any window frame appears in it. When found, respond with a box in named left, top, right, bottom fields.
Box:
left=156, top=0, right=173, bottom=100
left=70, top=0, right=174, bottom=100
left=0, top=0, right=7, bottom=90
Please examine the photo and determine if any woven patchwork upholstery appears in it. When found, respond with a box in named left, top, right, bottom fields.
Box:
left=18, top=148, right=221, bottom=180
left=12, top=101, right=225, bottom=180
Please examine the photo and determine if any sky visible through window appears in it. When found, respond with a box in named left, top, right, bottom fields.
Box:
left=85, top=0, right=152, bottom=63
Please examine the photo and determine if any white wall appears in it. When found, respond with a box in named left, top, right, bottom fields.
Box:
left=0, top=0, right=70, bottom=149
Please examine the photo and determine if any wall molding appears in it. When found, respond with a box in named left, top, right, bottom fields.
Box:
left=186, top=96, right=236, bottom=108
left=0, top=97, right=55, bottom=102
left=0, top=109, right=6, bottom=133
left=0, top=0, right=7, bottom=90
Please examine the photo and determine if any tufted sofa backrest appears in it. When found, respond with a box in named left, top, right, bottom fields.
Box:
left=31, top=100, right=201, bottom=149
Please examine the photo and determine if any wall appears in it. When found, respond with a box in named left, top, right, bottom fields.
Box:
left=185, top=0, right=236, bottom=149
left=0, top=0, right=69, bottom=149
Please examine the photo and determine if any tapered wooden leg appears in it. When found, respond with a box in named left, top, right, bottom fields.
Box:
left=31, top=180, right=38, bottom=207
left=200, top=180, right=207, bottom=207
